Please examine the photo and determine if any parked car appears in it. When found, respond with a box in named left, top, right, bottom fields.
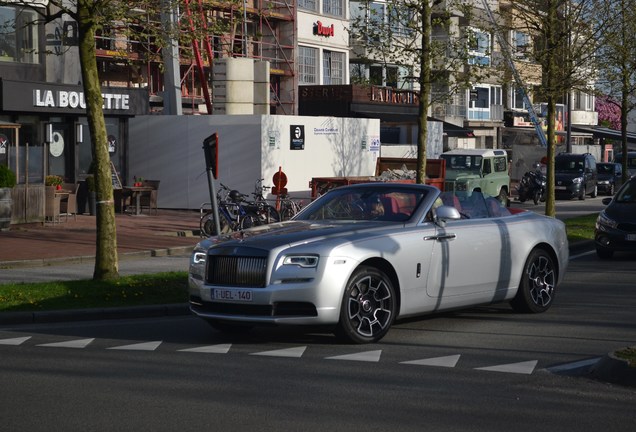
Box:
left=189, top=183, right=569, bottom=343
left=613, top=151, right=636, bottom=177
left=596, top=162, right=623, bottom=196
left=440, top=149, right=510, bottom=204
left=554, top=153, right=598, bottom=200
left=595, top=176, right=636, bottom=259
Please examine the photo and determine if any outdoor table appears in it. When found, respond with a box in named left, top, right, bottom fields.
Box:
left=123, top=186, right=153, bottom=215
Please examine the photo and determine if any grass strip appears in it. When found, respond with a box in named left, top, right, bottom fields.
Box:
left=0, top=272, right=188, bottom=312
left=564, top=213, right=596, bottom=243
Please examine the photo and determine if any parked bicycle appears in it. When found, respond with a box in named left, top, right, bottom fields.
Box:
left=199, top=183, right=257, bottom=237
left=277, top=192, right=303, bottom=220
left=199, top=180, right=282, bottom=237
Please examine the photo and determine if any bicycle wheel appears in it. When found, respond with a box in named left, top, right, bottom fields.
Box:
left=280, top=203, right=296, bottom=221
left=200, top=211, right=231, bottom=237
left=239, top=214, right=257, bottom=230
left=262, top=205, right=281, bottom=224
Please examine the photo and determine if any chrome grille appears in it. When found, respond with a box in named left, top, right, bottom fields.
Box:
left=206, top=256, right=267, bottom=287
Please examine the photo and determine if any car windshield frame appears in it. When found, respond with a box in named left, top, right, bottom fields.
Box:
left=614, top=180, right=636, bottom=203
left=596, top=163, right=616, bottom=174
left=296, top=185, right=429, bottom=222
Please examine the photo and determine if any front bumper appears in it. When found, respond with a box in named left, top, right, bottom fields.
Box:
left=555, top=183, right=583, bottom=198
left=595, top=229, right=636, bottom=252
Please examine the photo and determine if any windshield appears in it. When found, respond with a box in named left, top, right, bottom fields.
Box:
left=615, top=180, right=636, bottom=203
left=297, top=187, right=428, bottom=222
left=555, top=158, right=584, bottom=172
left=597, top=164, right=615, bottom=174
left=440, top=154, right=483, bottom=175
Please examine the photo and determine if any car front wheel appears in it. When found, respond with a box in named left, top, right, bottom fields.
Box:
left=335, top=266, right=396, bottom=344
left=511, top=249, right=556, bottom=313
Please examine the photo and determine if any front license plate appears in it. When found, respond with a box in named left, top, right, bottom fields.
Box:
left=213, top=289, right=253, bottom=302
left=555, top=186, right=567, bottom=190
left=627, top=234, right=636, bottom=241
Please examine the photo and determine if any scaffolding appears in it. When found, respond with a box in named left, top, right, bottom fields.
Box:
left=94, top=0, right=297, bottom=115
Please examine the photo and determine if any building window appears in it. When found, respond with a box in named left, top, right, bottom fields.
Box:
left=512, top=30, right=531, bottom=60
left=512, top=86, right=530, bottom=110
left=323, top=0, right=344, bottom=17
left=468, top=84, right=501, bottom=120
left=299, top=46, right=318, bottom=84
left=298, top=0, right=317, bottom=12
left=467, top=27, right=491, bottom=66
left=323, top=50, right=344, bottom=84
left=0, top=6, right=39, bottom=64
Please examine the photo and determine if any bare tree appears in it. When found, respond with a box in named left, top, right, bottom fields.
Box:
left=505, top=0, right=601, bottom=217
left=2, top=0, right=182, bottom=279
left=593, top=0, right=636, bottom=183
left=349, top=0, right=489, bottom=183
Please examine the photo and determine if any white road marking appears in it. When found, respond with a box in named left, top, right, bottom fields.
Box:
left=326, top=350, right=382, bottom=362
left=545, top=357, right=601, bottom=373
left=107, top=341, right=162, bottom=351
left=38, top=338, right=95, bottom=349
left=178, top=344, right=232, bottom=354
left=569, top=250, right=596, bottom=260
left=475, top=360, right=538, bottom=375
left=400, top=354, right=461, bottom=368
left=250, top=346, right=307, bottom=358
left=0, top=336, right=32, bottom=345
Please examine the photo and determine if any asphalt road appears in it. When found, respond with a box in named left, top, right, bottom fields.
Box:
left=1, top=249, right=635, bottom=431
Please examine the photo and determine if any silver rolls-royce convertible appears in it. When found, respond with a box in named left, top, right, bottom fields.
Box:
left=189, top=183, right=569, bottom=343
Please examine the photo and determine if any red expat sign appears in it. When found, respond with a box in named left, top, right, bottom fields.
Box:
left=314, top=21, right=335, bottom=37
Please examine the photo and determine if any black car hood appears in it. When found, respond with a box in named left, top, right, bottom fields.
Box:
left=604, top=201, right=636, bottom=223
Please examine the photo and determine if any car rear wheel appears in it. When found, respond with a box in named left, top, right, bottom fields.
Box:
left=511, top=249, right=556, bottom=313
left=335, top=266, right=396, bottom=344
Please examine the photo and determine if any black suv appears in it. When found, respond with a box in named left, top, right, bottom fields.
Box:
left=554, top=153, right=598, bottom=200
left=596, top=162, right=623, bottom=196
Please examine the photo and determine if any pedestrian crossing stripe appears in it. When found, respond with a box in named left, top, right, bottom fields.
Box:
left=38, top=338, right=95, bottom=349
left=0, top=336, right=32, bottom=345
left=178, top=344, right=232, bottom=354
left=107, top=341, right=162, bottom=351
left=326, top=350, right=382, bottom=362
left=250, top=346, right=307, bottom=358
left=475, top=360, right=538, bottom=375
left=400, top=354, right=461, bottom=368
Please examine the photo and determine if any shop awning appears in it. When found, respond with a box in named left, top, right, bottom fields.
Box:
left=571, top=125, right=636, bottom=148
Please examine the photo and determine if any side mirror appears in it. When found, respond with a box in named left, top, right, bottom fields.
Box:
left=435, top=205, right=461, bottom=227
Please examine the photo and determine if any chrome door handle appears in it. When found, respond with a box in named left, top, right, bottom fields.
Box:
left=424, top=233, right=457, bottom=241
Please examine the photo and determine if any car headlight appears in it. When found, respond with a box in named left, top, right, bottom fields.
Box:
left=282, top=254, right=319, bottom=268
left=189, top=245, right=208, bottom=280
left=596, top=211, right=618, bottom=230
left=572, top=177, right=583, bottom=184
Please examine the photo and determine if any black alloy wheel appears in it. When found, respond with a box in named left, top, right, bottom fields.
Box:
left=335, top=266, right=396, bottom=344
left=510, top=248, right=556, bottom=313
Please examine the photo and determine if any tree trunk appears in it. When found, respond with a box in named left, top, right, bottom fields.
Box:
left=417, top=2, right=432, bottom=185
left=543, top=0, right=559, bottom=218
left=77, top=0, right=120, bottom=280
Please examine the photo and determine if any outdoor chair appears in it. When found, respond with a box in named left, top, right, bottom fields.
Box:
left=60, top=183, right=80, bottom=221
left=44, top=186, right=62, bottom=223
left=140, top=180, right=160, bottom=214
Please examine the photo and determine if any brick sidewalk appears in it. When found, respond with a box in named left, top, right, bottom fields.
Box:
left=0, top=209, right=202, bottom=264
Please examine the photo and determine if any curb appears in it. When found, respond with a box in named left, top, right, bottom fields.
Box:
left=0, top=245, right=194, bottom=269
left=0, top=303, right=190, bottom=325
left=589, top=349, right=636, bottom=388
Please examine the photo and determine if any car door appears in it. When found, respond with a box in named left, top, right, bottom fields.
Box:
left=424, top=217, right=514, bottom=305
